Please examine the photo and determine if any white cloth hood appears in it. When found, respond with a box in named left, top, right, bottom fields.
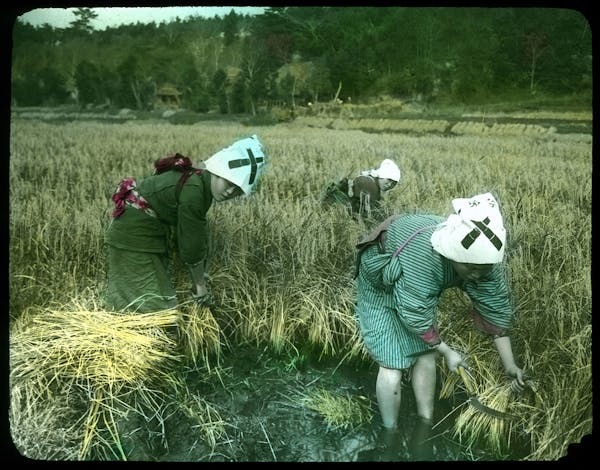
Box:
left=203, top=135, right=267, bottom=195
left=431, top=192, right=506, bottom=264
left=363, top=159, right=401, bottom=182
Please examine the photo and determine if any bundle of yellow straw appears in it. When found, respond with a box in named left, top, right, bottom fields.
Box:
left=10, top=305, right=181, bottom=388
left=9, top=301, right=222, bottom=460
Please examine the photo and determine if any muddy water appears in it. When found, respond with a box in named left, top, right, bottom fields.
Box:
left=116, top=344, right=530, bottom=462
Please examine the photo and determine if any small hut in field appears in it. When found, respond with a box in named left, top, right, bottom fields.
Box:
left=155, top=83, right=183, bottom=109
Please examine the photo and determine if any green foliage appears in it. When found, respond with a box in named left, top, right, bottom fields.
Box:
left=70, top=7, right=98, bottom=34
left=12, top=64, right=71, bottom=107
left=242, top=112, right=280, bottom=126
left=12, top=76, right=41, bottom=107
left=212, top=69, right=229, bottom=114
left=277, top=73, right=294, bottom=104
left=180, top=61, right=211, bottom=113
left=230, top=78, right=246, bottom=113
left=222, top=9, right=239, bottom=46
left=186, top=89, right=211, bottom=113
left=115, top=54, right=155, bottom=109
left=11, top=8, right=592, bottom=109
left=75, top=60, right=102, bottom=105
left=166, top=111, right=202, bottom=125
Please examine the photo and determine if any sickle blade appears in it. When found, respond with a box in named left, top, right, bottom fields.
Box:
left=467, top=396, right=517, bottom=420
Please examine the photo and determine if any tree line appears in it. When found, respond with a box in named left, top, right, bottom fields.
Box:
left=10, top=7, right=592, bottom=113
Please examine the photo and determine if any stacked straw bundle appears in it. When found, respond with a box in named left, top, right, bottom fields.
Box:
left=9, top=300, right=222, bottom=460
left=10, top=305, right=182, bottom=388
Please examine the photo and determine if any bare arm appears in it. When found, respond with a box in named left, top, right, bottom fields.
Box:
left=435, top=341, right=463, bottom=372
left=494, top=335, right=527, bottom=390
left=188, top=258, right=209, bottom=299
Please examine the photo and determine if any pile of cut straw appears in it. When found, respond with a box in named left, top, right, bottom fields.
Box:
left=9, top=301, right=222, bottom=460
left=10, top=306, right=181, bottom=388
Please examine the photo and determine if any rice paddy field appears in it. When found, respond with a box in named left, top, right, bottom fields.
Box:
left=8, top=111, right=592, bottom=461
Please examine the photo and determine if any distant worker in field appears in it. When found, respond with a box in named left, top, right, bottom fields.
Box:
left=321, top=158, right=401, bottom=222
left=104, top=134, right=267, bottom=313
left=353, top=192, right=527, bottom=461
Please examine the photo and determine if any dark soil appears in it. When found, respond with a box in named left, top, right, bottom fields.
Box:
left=115, top=344, right=531, bottom=462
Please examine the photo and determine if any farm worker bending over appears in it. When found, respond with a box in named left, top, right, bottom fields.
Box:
left=354, top=192, right=526, bottom=461
left=104, top=134, right=267, bottom=313
left=321, top=158, right=401, bottom=222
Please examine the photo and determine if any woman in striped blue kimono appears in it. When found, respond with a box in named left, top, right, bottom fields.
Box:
left=354, top=192, right=526, bottom=461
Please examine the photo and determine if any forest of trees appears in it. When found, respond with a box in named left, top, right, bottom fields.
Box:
left=10, top=7, right=592, bottom=114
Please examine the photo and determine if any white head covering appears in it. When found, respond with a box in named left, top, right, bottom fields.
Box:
left=203, top=135, right=267, bottom=195
left=363, top=159, right=401, bottom=182
left=431, top=192, right=506, bottom=264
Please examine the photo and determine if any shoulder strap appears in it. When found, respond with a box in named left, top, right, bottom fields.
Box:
left=175, top=168, right=203, bottom=203
left=356, top=215, right=400, bottom=250
left=354, top=214, right=401, bottom=279
left=392, top=225, right=438, bottom=257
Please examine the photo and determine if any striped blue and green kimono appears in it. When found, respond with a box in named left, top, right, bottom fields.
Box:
left=355, top=214, right=514, bottom=370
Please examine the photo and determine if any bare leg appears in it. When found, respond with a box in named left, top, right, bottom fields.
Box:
left=409, top=351, right=437, bottom=460
left=411, top=351, right=437, bottom=420
left=376, top=366, right=403, bottom=429
left=359, top=366, right=404, bottom=461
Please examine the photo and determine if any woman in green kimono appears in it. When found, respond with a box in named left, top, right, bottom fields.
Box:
left=104, top=134, right=267, bottom=313
left=354, top=192, right=527, bottom=461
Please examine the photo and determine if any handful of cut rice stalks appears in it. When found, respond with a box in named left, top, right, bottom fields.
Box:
left=438, top=354, right=539, bottom=456
left=176, top=302, right=222, bottom=370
